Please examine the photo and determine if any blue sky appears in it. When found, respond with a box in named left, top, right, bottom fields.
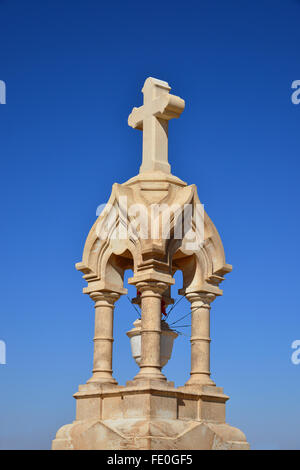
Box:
left=0, top=0, right=300, bottom=450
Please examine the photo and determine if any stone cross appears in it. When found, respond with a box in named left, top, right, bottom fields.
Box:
left=128, top=77, right=185, bottom=174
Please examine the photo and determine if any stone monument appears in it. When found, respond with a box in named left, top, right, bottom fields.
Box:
left=52, top=77, right=249, bottom=450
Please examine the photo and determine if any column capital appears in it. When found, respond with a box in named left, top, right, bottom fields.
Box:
left=89, top=291, right=120, bottom=306
left=186, top=291, right=216, bottom=307
left=135, top=281, right=169, bottom=296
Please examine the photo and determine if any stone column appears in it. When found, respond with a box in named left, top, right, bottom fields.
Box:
left=87, top=291, right=120, bottom=385
left=185, top=292, right=216, bottom=386
left=134, top=281, right=168, bottom=382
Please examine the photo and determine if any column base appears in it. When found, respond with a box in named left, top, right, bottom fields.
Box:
left=133, top=369, right=167, bottom=384
left=87, top=374, right=118, bottom=386
left=185, top=375, right=216, bottom=387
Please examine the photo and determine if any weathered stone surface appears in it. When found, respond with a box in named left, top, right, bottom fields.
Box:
left=53, top=382, right=249, bottom=449
left=52, top=77, right=249, bottom=450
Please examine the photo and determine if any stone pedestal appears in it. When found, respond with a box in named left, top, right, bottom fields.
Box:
left=52, top=381, right=249, bottom=450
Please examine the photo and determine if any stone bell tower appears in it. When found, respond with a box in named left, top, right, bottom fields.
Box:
left=52, top=78, right=249, bottom=450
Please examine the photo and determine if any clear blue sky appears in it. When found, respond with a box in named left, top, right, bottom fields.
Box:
left=0, top=0, right=299, bottom=450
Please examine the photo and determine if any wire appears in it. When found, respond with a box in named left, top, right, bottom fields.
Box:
left=169, top=301, right=210, bottom=326
left=172, top=324, right=191, bottom=328
left=169, top=311, right=191, bottom=326
left=126, top=296, right=141, bottom=318
left=175, top=331, right=190, bottom=337
left=165, top=294, right=185, bottom=319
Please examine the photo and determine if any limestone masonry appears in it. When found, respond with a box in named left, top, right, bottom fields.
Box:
left=52, top=77, right=249, bottom=450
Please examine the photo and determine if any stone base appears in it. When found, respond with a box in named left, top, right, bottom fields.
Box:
left=52, top=381, right=249, bottom=450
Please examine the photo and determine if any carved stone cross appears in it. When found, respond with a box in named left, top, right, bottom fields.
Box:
left=128, top=77, right=185, bottom=174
